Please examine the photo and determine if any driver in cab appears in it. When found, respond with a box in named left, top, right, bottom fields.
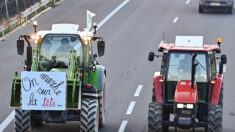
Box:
left=54, top=38, right=74, bottom=59
left=178, top=54, right=192, bottom=80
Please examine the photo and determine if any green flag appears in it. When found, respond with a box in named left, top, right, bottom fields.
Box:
left=87, top=10, right=96, bottom=31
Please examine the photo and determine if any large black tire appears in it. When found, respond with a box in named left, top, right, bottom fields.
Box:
left=207, top=104, right=223, bottom=132
left=199, top=6, right=204, bottom=13
left=15, top=109, right=32, bottom=132
left=98, top=77, right=106, bottom=127
left=148, top=102, right=168, bottom=132
left=80, top=98, right=99, bottom=132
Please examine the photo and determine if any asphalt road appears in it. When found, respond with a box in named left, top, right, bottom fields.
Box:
left=0, top=0, right=235, bottom=131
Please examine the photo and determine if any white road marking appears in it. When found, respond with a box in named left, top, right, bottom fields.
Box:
left=0, top=110, right=15, bottom=132
left=173, top=17, right=179, bottom=23
left=118, top=120, right=128, bottom=132
left=134, top=85, right=143, bottom=97
left=186, top=0, right=191, bottom=4
left=126, top=101, right=136, bottom=115
left=97, top=0, right=130, bottom=30
left=0, top=0, right=131, bottom=131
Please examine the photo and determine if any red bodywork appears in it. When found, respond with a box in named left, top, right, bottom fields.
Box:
left=174, top=80, right=198, bottom=103
left=211, top=74, right=223, bottom=104
left=153, top=72, right=163, bottom=103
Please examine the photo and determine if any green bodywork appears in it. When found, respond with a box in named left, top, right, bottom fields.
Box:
left=10, top=34, right=104, bottom=109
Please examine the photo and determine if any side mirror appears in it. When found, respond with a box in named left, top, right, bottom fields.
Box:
left=17, top=40, right=24, bottom=55
left=97, top=41, right=105, bottom=57
left=221, top=54, right=227, bottom=64
left=148, top=52, right=155, bottom=61
left=93, top=54, right=97, bottom=59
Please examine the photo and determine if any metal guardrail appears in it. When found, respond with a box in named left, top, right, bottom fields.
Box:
left=0, top=0, right=56, bottom=39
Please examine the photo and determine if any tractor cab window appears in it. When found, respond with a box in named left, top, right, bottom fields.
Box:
left=167, top=52, right=207, bottom=82
left=40, top=34, right=83, bottom=70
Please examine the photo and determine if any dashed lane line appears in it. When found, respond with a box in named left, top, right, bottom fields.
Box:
left=173, top=17, right=179, bottom=23
left=97, top=0, right=130, bottom=30
left=0, top=110, right=14, bottom=132
left=118, top=120, right=128, bottom=132
left=134, top=85, right=143, bottom=97
left=126, top=101, right=136, bottom=115
left=186, top=0, right=191, bottom=4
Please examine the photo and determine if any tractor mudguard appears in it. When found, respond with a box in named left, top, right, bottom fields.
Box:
left=211, top=74, right=223, bottom=104
left=153, top=72, right=163, bottom=103
left=89, top=65, right=106, bottom=92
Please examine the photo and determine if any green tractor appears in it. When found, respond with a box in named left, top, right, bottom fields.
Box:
left=10, top=22, right=106, bottom=132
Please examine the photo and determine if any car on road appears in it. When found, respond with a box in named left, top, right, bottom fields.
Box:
left=199, top=0, right=234, bottom=13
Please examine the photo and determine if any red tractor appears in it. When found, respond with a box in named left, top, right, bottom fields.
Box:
left=148, top=36, right=227, bottom=132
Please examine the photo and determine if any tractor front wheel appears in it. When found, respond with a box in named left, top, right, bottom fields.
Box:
left=207, top=104, right=223, bottom=132
left=80, top=98, right=99, bottom=132
left=15, top=109, right=32, bottom=132
left=148, top=102, right=168, bottom=132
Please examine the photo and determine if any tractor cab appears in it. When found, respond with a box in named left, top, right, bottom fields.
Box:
left=148, top=36, right=227, bottom=132
left=165, top=51, right=208, bottom=103
left=40, top=34, right=83, bottom=71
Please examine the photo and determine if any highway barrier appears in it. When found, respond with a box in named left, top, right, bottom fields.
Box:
left=0, top=0, right=58, bottom=39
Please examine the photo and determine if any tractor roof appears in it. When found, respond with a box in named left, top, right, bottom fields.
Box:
left=37, top=23, right=93, bottom=38
left=158, top=36, right=220, bottom=52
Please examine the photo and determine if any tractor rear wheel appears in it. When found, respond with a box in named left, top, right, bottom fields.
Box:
left=148, top=102, right=168, bottom=132
left=80, top=98, right=99, bottom=132
left=207, top=104, right=223, bottom=132
left=15, top=109, right=32, bottom=132
left=99, top=77, right=106, bottom=127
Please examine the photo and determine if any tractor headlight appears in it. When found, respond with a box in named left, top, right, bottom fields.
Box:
left=186, top=104, right=194, bottom=109
left=177, top=103, right=184, bottom=109
left=83, top=36, right=92, bottom=41
left=82, top=36, right=92, bottom=45
left=31, top=34, right=40, bottom=40
left=30, top=34, right=40, bottom=44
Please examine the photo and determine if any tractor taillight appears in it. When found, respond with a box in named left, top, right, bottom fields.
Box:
left=159, top=78, right=164, bottom=82
left=211, top=80, right=215, bottom=84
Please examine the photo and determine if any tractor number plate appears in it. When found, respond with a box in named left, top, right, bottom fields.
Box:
left=181, top=110, right=191, bottom=115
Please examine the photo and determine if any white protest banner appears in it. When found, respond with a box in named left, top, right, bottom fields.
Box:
left=21, top=72, right=66, bottom=111
left=87, top=10, right=96, bottom=31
